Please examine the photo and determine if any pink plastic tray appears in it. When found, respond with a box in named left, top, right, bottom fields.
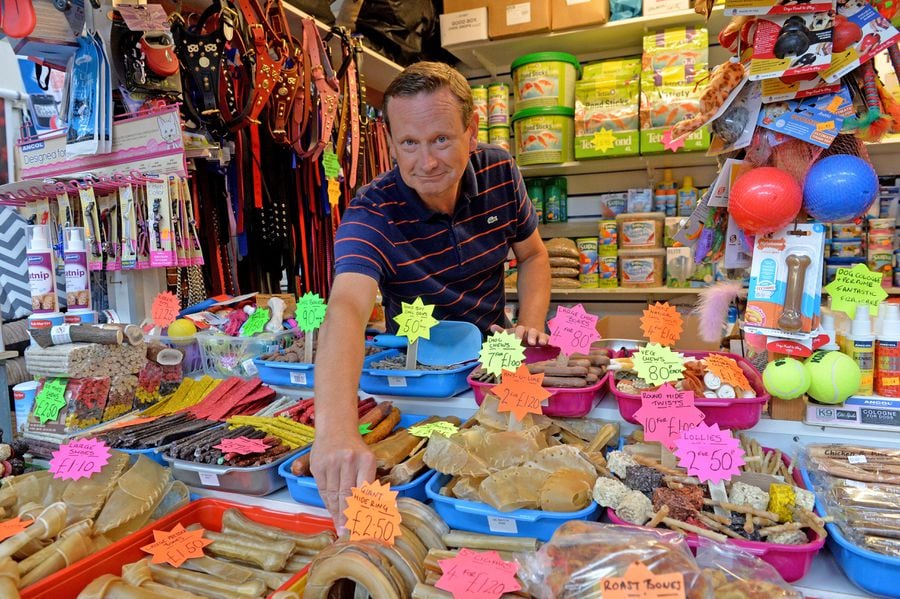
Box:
left=606, top=450, right=823, bottom=582
left=610, top=351, right=768, bottom=430
left=469, top=345, right=608, bottom=417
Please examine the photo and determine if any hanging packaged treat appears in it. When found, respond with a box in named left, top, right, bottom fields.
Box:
left=79, top=185, right=104, bottom=271
left=760, top=74, right=841, bottom=103
left=119, top=183, right=138, bottom=270
left=748, top=13, right=834, bottom=81
left=757, top=86, right=854, bottom=147
left=820, top=0, right=900, bottom=83
left=147, top=179, right=176, bottom=267
left=744, top=223, right=826, bottom=337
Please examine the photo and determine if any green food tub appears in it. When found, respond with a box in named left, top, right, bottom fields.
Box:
left=511, top=52, right=581, bottom=110
left=511, top=106, right=574, bottom=166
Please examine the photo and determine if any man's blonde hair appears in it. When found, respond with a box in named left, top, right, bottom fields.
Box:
left=383, top=61, right=474, bottom=132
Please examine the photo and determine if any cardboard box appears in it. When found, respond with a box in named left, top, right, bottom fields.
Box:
left=488, top=0, right=550, bottom=38
left=597, top=314, right=720, bottom=351
left=551, top=0, right=609, bottom=31
left=769, top=395, right=806, bottom=421
left=440, top=7, right=489, bottom=45
left=642, top=0, right=690, bottom=16
left=444, top=0, right=488, bottom=11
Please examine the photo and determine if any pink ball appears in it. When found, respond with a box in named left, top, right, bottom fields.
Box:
left=729, top=167, right=802, bottom=235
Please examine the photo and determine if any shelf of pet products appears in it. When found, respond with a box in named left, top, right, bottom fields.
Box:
left=280, top=5, right=403, bottom=94
left=517, top=135, right=900, bottom=179
left=446, top=7, right=730, bottom=76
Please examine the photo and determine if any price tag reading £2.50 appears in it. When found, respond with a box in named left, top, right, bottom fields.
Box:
left=343, top=480, right=403, bottom=546
left=673, top=422, right=745, bottom=485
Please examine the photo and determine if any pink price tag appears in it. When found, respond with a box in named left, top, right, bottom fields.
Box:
left=49, top=438, right=112, bottom=481
left=633, top=384, right=706, bottom=451
left=436, top=548, right=522, bottom=599
left=213, top=436, right=271, bottom=455
left=547, top=304, right=600, bottom=357
left=673, top=422, right=746, bottom=485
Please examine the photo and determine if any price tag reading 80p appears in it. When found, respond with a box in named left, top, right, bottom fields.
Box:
left=632, top=343, right=685, bottom=386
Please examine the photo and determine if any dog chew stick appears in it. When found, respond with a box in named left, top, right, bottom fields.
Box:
left=441, top=531, right=538, bottom=552
left=778, top=254, right=812, bottom=332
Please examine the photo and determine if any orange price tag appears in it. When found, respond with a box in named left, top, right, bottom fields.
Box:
left=640, top=302, right=683, bottom=347
left=491, top=363, right=551, bottom=421
left=601, top=561, right=686, bottom=599
left=0, top=517, right=31, bottom=543
left=140, top=523, right=212, bottom=568
left=705, top=354, right=751, bottom=391
left=343, top=480, right=402, bottom=546
left=151, top=292, right=181, bottom=328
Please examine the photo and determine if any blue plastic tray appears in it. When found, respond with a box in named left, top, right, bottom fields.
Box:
left=254, top=343, right=388, bottom=388
left=278, top=414, right=432, bottom=508
left=801, top=468, right=900, bottom=598
left=425, top=472, right=601, bottom=542
left=359, top=349, right=477, bottom=398
left=120, top=445, right=170, bottom=466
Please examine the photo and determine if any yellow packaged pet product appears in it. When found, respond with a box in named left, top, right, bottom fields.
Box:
left=640, top=26, right=711, bottom=153
left=575, top=58, right=641, bottom=159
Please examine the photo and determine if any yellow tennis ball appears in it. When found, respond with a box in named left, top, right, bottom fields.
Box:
left=804, top=350, right=861, bottom=404
left=763, top=358, right=810, bottom=400
left=167, top=318, right=197, bottom=338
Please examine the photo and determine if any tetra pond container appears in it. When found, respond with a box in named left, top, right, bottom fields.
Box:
left=511, top=106, right=574, bottom=166
left=511, top=52, right=581, bottom=110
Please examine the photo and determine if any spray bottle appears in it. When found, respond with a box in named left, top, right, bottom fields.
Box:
left=26, top=225, right=59, bottom=318
left=677, top=175, right=699, bottom=216
left=875, top=303, right=900, bottom=397
left=844, top=305, right=875, bottom=395
left=64, top=227, right=91, bottom=316
left=654, top=169, right=676, bottom=213
left=820, top=312, right=840, bottom=350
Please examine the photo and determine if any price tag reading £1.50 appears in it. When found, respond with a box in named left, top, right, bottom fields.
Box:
left=673, top=422, right=745, bottom=485
left=393, top=297, right=439, bottom=345
left=343, top=480, right=403, bottom=546
left=141, top=524, right=213, bottom=568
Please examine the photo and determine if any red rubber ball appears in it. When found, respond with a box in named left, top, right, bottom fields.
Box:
left=729, top=167, right=802, bottom=235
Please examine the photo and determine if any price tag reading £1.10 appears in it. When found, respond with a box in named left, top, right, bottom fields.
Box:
left=343, top=480, right=403, bottom=546
left=673, top=422, right=745, bottom=485
left=49, top=438, right=112, bottom=481
left=393, top=297, right=439, bottom=345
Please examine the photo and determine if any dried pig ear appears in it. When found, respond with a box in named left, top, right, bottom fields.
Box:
left=539, top=469, right=595, bottom=512
left=479, top=466, right=548, bottom=512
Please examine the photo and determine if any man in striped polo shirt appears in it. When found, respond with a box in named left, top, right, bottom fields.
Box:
left=311, top=62, right=551, bottom=526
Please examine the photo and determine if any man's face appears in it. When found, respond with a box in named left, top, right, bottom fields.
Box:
left=385, top=88, right=478, bottom=210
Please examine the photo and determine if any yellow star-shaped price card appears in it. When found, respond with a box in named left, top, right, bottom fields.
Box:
left=632, top=343, right=685, bottom=386
left=393, top=297, right=439, bottom=344
left=591, top=129, right=617, bottom=153
left=825, top=262, right=888, bottom=317
left=478, top=330, right=526, bottom=378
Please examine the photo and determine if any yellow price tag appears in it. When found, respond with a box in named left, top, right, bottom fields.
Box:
left=816, top=120, right=836, bottom=131
left=632, top=343, right=685, bottom=386
left=478, top=330, right=526, bottom=378
left=393, top=297, right=438, bottom=344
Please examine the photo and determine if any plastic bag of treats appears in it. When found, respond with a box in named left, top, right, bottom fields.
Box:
left=63, top=377, right=111, bottom=431
left=696, top=540, right=802, bottom=598
left=518, top=521, right=713, bottom=598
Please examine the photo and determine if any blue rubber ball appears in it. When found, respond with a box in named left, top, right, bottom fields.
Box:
left=803, top=155, right=878, bottom=222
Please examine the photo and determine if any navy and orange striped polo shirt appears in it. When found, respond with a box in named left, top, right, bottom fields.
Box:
left=334, top=144, right=538, bottom=333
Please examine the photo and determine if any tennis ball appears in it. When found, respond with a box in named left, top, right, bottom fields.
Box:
left=804, top=350, right=861, bottom=404
left=763, top=358, right=810, bottom=400
left=167, top=318, right=197, bottom=338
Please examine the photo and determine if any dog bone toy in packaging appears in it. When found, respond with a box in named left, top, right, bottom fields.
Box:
left=760, top=75, right=841, bottom=103
left=820, top=0, right=900, bottom=83
left=745, top=223, right=826, bottom=338
left=749, top=12, right=835, bottom=81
